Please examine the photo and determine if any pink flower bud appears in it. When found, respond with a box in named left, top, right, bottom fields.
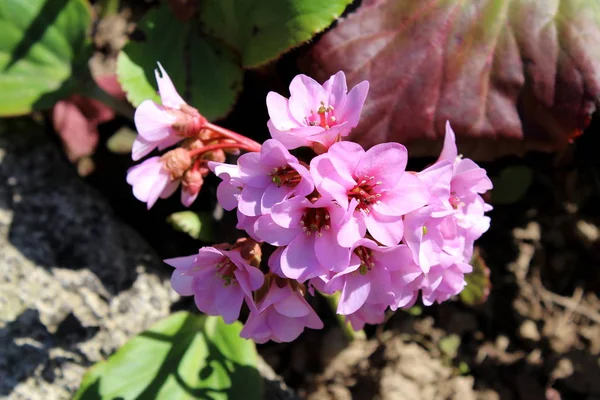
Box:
left=182, top=168, right=204, bottom=196
left=161, top=148, right=192, bottom=180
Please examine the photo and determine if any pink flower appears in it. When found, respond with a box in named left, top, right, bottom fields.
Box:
left=132, top=62, right=204, bottom=160
left=266, top=71, right=369, bottom=151
left=240, top=279, right=323, bottom=343
left=325, top=240, right=422, bottom=314
left=419, top=254, right=473, bottom=306
left=311, top=141, right=429, bottom=247
left=255, top=196, right=348, bottom=281
left=165, top=247, right=264, bottom=324
left=404, top=122, right=492, bottom=269
left=345, top=302, right=387, bottom=331
left=126, top=156, right=179, bottom=209
left=208, top=162, right=243, bottom=211
left=237, top=139, right=314, bottom=217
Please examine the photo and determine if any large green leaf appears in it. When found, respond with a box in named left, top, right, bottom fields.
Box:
left=0, top=0, right=91, bottom=116
left=200, top=0, right=353, bottom=68
left=117, top=4, right=243, bottom=120
left=74, top=312, right=262, bottom=400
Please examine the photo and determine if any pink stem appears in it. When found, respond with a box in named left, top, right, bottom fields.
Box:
left=205, top=122, right=262, bottom=152
left=188, top=142, right=257, bottom=158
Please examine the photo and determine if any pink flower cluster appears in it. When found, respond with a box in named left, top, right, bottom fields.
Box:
left=128, top=65, right=492, bottom=343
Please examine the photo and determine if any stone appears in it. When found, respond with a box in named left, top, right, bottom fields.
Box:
left=0, top=118, right=295, bottom=400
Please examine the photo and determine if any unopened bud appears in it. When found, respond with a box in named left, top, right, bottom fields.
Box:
left=171, top=105, right=206, bottom=137
left=236, top=238, right=262, bottom=268
left=182, top=138, right=205, bottom=151
left=161, top=148, right=192, bottom=180
left=204, top=148, right=226, bottom=164
left=182, top=168, right=204, bottom=195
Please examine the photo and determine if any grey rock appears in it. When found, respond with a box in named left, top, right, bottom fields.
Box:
left=0, top=118, right=178, bottom=399
left=0, top=119, right=295, bottom=400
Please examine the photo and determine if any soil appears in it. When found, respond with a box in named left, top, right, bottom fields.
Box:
left=67, top=2, right=600, bottom=399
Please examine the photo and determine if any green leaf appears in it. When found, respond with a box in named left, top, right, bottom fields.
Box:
left=106, top=126, right=136, bottom=154
left=200, top=0, right=353, bottom=68
left=439, top=334, right=461, bottom=359
left=167, top=211, right=214, bottom=242
left=74, top=312, right=262, bottom=400
left=491, top=165, right=533, bottom=205
left=117, top=4, right=243, bottom=120
left=0, top=0, right=91, bottom=116
left=460, top=248, right=491, bottom=306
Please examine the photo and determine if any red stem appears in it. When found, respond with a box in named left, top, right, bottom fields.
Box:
left=205, top=122, right=262, bottom=152
left=189, top=142, right=257, bottom=158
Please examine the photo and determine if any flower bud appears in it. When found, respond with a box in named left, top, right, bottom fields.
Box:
left=181, top=168, right=204, bottom=196
left=170, top=105, right=206, bottom=137
left=236, top=238, right=262, bottom=268
left=161, top=148, right=192, bottom=180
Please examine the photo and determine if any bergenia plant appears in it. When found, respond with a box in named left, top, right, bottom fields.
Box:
left=127, top=64, right=492, bottom=343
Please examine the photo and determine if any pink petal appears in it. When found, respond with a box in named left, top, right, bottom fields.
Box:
left=181, top=189, right=199, bottom=207
left=131, top=136, right=155, bottom=161
left=323, top=71, right=348, bottom=110
left=134, top=100, right=175, bottom=141
left=288, top=74, right=327, bottom=123
left=216, top=284, right=244, bottom=324
left=157, top=134, right=183, bottom=151
left=159, top=179, right=179, bottom=199
left=337, top=202, right=366, bottom=247
left=266, top=92, right=301, bottom=129
left=274, top=293, right=310, bottom=318
left=267, top=121, right=322, bottom=149
left=164, top=254, right=198, bottom=270
left=170, top=270, right=194, bottom=296
left=315, top=229, right=351, bottom=272
left=271, top=197, right=306, bottom=229
left=238, top=152, right=272, bottom=187
left=338, top=80, right=369, bottom=128
left=438, top=121, right=458, bottom=162
left=254, top=215, right=298, bottom=246
left=269, top=312, right=305, bottom=343
left=261, top=184, right=291, bottom=213
left=364, top=212, right=403, bottom=247
left=375, top=173, right=429, bottom=216
left=280, top=234, right=323, bottom=281
left=238, top=186, right=264, bottom=216
left=338, top=273, right=371, bottom=315
left=355, top=143, right=407, bottom=189
left=155, top=62, right=186, bottom=109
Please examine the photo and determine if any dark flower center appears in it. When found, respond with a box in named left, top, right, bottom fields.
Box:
left=270, top=166, right=301, bottom=188
left=300, top=207, right=331, bottom=236
left=354, top=246, right=375, bottom=275
left=348, top=176, right=382, bottom=212
left=216, top=258, right=237, bottom=286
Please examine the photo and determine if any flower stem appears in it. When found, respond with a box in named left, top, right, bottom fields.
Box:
left=205, top=122, right=261, bottom=152
left=188, top=142, right=256, bottom=158
left=322, top=292, right=366, bottom=341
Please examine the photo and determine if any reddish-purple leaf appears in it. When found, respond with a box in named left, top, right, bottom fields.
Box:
left=52, top=75, right=125, bottom=161
left=302, top=0, right=600, bottom=159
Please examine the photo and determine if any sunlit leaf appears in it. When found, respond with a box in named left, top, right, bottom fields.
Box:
left=167, top=211, right=214, bottom=242
left=0, top=0, right=91, bottom=116
left=200, top=0, right=353, bottom=68
left=74, top=312, right=262, bottom=400
left=117, top=4, right=243, bottom=120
